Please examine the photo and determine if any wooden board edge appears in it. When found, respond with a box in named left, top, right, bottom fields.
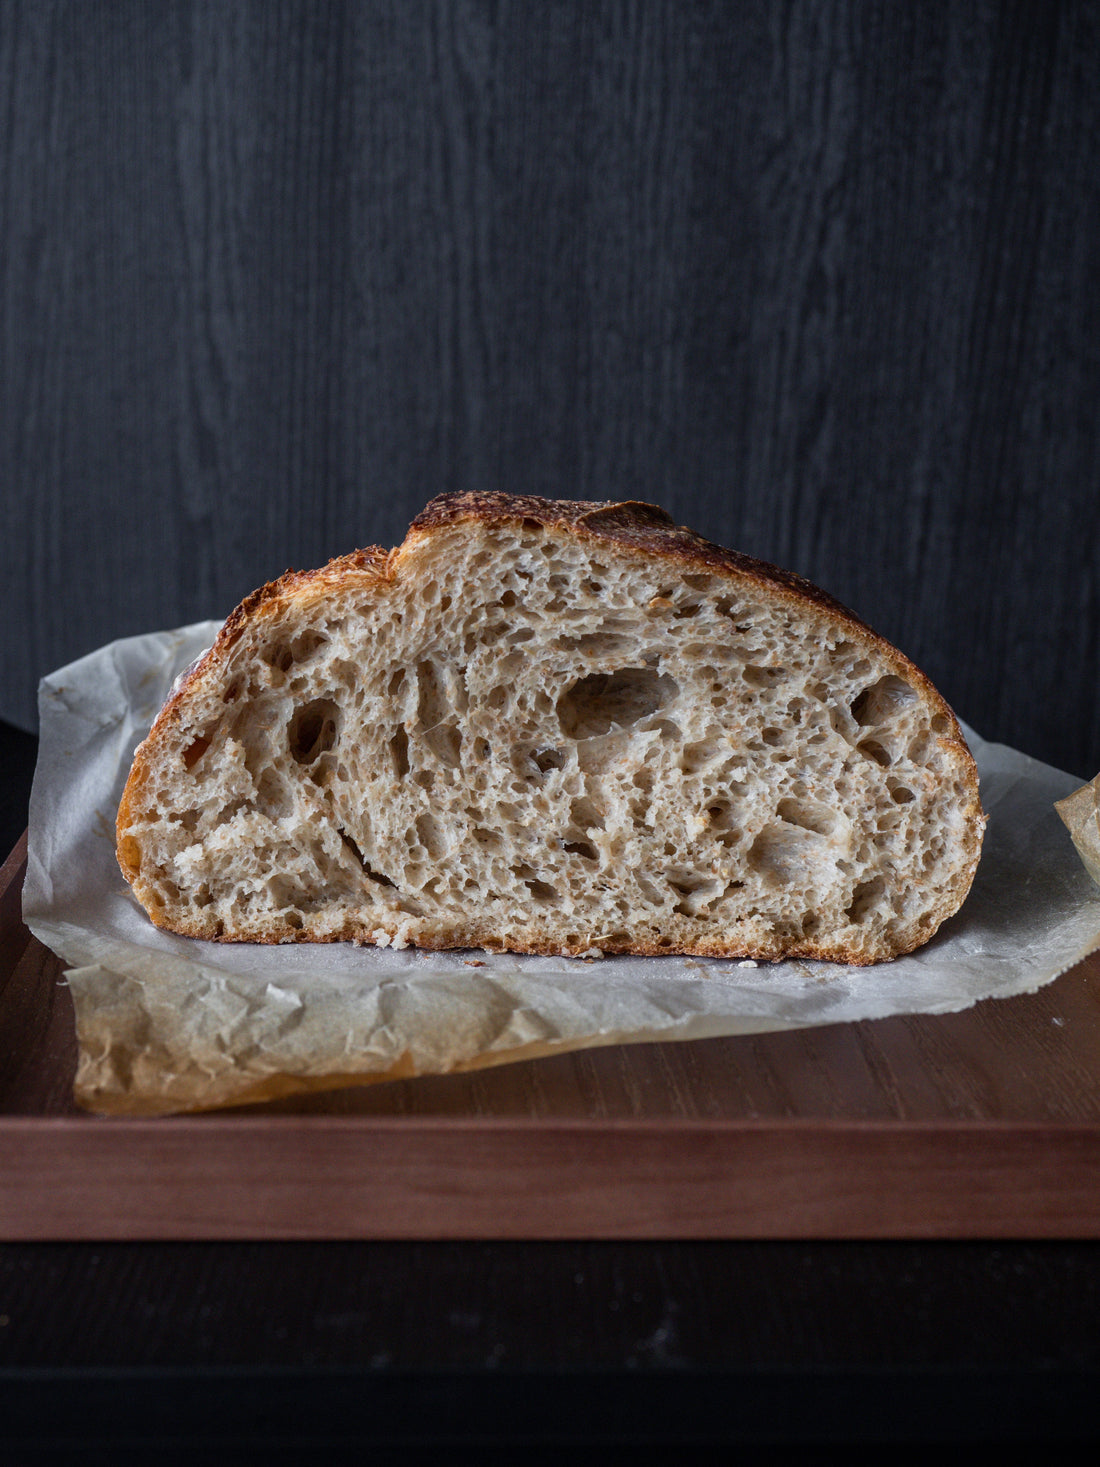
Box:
left=2, top=1117, right=1099, bottom=1240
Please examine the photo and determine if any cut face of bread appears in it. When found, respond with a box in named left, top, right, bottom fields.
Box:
left=117, top=494, right=985, bottom=964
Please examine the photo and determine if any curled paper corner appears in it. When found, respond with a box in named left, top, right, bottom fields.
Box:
left=1055, top=772, right=1100, bottom=890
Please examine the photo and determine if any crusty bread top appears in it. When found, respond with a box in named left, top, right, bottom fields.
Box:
left=408, top=493, right=878, bottom=633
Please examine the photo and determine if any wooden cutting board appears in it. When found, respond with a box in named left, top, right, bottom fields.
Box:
left=2, top=832, right=1099, bottom=1240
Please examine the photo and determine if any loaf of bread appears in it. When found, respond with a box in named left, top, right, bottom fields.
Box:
left=117, top=493, right=985, bottom=963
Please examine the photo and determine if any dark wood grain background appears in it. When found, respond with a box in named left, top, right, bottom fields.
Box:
left=2, top=0, right=1098, bottom=776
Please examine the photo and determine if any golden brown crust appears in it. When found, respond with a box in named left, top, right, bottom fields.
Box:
left=218, top=545, right=390, bottom=652
left=407, top=492, right=863, bottom=626
left=115, top=545, right=390, bottom=863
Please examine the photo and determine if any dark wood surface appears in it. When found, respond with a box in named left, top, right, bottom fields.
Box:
left=2, top=0, right=1099, bottom=782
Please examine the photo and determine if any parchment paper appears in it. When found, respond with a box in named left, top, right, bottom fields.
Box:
left=1056, top=773, right=1100, bottom=890
left=22, top=622, right=1100, bottom=1116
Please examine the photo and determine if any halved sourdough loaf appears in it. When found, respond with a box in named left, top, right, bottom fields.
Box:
left=117, top=494, right=985, bottom=963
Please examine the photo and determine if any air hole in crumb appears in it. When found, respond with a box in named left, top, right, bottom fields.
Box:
left=533, top=747, right=564, bottom=773
left=681, top=739, right=722, bottom=774
left=182, top=734, right=211, bottom=770
left=669, top=873, right=722, bottom=916
left=857, top=738, right=892, bottom=768
left=889, top=782, right=915, bottom=804
left=669, top=874, right=708, bottom=897
left=715, top=596, right=747, bottom=622
left=427, top=722, right=462, bottom=766
left=743, top=665, right=781, bottom=688
left=290, top=630, right=328, bottom=664
left=288, top=700, right=339, bottom=764
left=415, top=662, right=462, bottom=765
left=340, top=828, right=396, bottom=888
left=391, top=725, right=409, bottom=778
left=564, top=840, right=598, bottom=860
left=559, top=631, right=633, bottom=657
left=851, top=675, right=917, bottom=727
left=415, top=813, right=446, bottom=859
left=558, top=668, right=679, bottom=739
left=846, top=878, right=884, bottom=923
left=264, top=629, right=329, bottom=674
left=748, top=825, right=814, bottom=884
left=525, top=879, right=557, bottom=902
left=776, top=797, right=837, bottom=836
left=256, top=768, right=291, bottom=819
left=570, top=796, right=605, bottom=831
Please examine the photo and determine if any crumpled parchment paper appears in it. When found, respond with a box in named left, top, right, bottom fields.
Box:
left=21, top=622, right=1100, bottom=1116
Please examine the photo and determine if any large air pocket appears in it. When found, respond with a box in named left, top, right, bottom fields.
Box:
left=557, top=668, right=679, bottom=739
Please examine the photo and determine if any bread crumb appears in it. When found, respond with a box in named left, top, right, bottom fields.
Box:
left=738, top=959, right=759, bottom=968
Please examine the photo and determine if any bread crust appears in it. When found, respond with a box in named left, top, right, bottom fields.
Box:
left=409, top=492, right=872, bottom=626
left=117, top=494, right=985, bottom=962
